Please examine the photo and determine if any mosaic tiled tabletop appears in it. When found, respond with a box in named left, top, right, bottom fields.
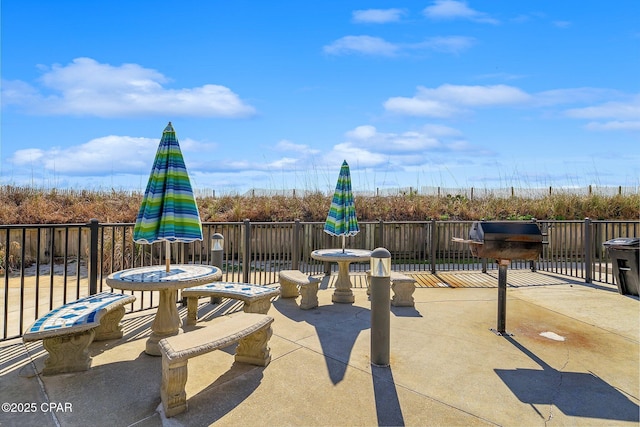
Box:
left=183, top=282, right=279, bottom=296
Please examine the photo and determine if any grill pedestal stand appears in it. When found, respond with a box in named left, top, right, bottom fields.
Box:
left=490, top=259, right=513, bottom=336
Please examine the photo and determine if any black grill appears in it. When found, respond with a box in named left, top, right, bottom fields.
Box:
left=465, top=221, right=544, bottom=336
left=469, top=221, right=543, bottom=261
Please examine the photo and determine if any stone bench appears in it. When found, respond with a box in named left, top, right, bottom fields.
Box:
left=182, top=282, right=280, bottom=326
left=159, top=312, right=274, bottom=417
left=366, top=271, right=416, bottom=307
left=278, top=270, right=321, bottom=309
left=23, top=291, right=136, bottom=375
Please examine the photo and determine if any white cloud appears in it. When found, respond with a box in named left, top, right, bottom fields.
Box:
left=565, top=96, right=640, bottom=120
left=328, top=143, right=387, bottom=167
left=413, top=36, right=475, bottom=54
left=324, top=35, right=474, bottom=56
left=475, top=72, right=526, bottom=81
left=385, top=84, right=639, bottom=134
left=177, top=137, right=217, bottom=152
left=384, top=96, right=459, bottom=117
left=421, top=124, right=464, bottom=137
left=345, top=125, right=377, bottom=140
left=1, top=57, right=256, bottom=118
left=274, top=140, right=320, bottom=155
left=386, top=84, right=634, bottom=119
left=447, top=140, right=475, bottom=151
left=266, top=157, right=299, bottom=169
left=341, top=125, right=474, bottom=155
left=10, top=148, right=45, bottom=165
left=10, top=135, right=158, bottom=175
left=7, top=134, right=212, bottom=178
left=321, top=124, right=489, bottom=176
left=567, top=96, right=640, bottom=131
left=423, top=0, right=499, bottom=24
left=553, top=21, right=571, bottom=28
left=535, top=88, right=618, bottom=106
left=384, top=84, right=530, bottom=117
left=585, top=121, right=640, bottom=131
left=424, top=84, right=530, bottom=106
left=323, top=36, right=399, bottom=56
left=0, top=80, right=42, bottom=107
left=346, top=126, right=441, bottom=152
left=352, top=9, right=405, bottom=23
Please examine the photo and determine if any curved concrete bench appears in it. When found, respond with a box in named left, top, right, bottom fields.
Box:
left=366, top=271, right=416, bottom=307
left=159, top=312, right=274, bottom=417
left=182, top=282, right=280, bottom=326
left=23, top=292, right=136, bottom=375
left=278, top=270, right=321, bottom=309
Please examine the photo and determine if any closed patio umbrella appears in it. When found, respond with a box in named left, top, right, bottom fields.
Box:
left=133, top=122, right=203, bottom=271
left=324, top=160, right=359, bottom=252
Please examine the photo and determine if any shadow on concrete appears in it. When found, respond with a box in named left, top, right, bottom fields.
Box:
left=273, top=296, right=369, bottom=385
left=534, top=271, right=623, bottom=293
left=360, top=292, right=423, bottom=318
left=372, top=365, right=405, bottom=426
left=390, top=305, right=422, bottom=318
left=98, top=302, right=263, bottom=425
left=495, top=336, right=639, bottom=422
left=318, top=272, right=331, bottom=290
left=191, top=298, right=244, bottom=322
left=25, top=350, right=163, bottom=426
left=173, top=360, right=264, bottom=425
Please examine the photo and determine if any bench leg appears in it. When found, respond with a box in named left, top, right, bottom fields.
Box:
left=391, top=282, right=416, bottom=307
left=243, top=298, right=272, bottom=314
left=299, top=283, right=319, bottom=310
left=41, top=329, right=95, bottom=376
left=235, top=325, right=272, bottom=366
left=94, top=306, right=126, bottom=341
left=279, top=279, right=299, bottom=298
left=185, top=297, right=198, bottom=326
left=161, top=357, right=188, bottom=418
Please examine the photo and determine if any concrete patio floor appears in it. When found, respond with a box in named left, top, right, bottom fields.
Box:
left=1, top=272, right=638, bottom=427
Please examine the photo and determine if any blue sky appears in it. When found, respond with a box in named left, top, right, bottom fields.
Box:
left=1, top=0, right=639, bottom=195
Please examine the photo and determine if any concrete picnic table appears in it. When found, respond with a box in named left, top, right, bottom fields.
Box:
left=311, top=249, right=371, bottom=303
left=106, top=264, right=222, bottom=356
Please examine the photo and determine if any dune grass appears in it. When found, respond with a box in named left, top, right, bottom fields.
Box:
left=0, top=185, right=637, bottom=224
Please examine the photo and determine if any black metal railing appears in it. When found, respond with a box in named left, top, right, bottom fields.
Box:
left=1, top=218, right=638, bottom=341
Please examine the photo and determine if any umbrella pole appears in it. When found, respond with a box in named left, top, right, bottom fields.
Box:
left=165, top=241, right=171, bottom=272
left=342, top=235, right=345, bottom=253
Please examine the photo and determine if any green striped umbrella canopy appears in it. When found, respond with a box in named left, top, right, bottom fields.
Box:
left=133, top=122, right=202, bottom=271
left=324, top=160, right=359, bottom=252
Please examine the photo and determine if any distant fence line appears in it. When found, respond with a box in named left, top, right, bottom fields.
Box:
left=2, top=184, right=637, bottom=199
left=228, top=185, right=639, bottom=199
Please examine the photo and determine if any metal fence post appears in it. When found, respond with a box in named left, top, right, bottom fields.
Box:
left=292, top=219, right=300, bottom=271
left=584, top=217, right=592, bottom=283
left=88, top=219, right=99, bottom=295
left=530, top=218, right=538, bottom=272
left=430, top=219, right=437, bottom=274
left=243, top=219, right=251, bottom=283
